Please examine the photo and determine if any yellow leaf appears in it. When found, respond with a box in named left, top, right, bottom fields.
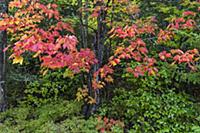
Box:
left=194, top=57, right=200, bottom=62
left=88, top=97, right=96, bottom=104
left=13, top=56, right=23, bottom=65
left=108, top=27, right=115, bottom=34
left=15, top=20, right=20, bottom=25
left=33, top=51, right=41, bottom=58
left=76, top=91, right=83, bottom=101
left=114, top=47, right=124, bottom=55
left=9, top=21, right=14, bottom=25
left=110, top=60, right=117, bottom=66
left=109, top=33, right=116, bottom=38
left=63, top=68, right=74, bottom=78
left=96, top=81, right=104, bottom=89
left=21, top=34, right=28, bottom=40
left=42, top=69, right=48, bottom=76
left=105, top=75, right=114, bottom=83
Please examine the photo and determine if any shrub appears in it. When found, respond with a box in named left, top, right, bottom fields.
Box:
left=24, top=70, right=82, bottom=106
left=99, top=88, right=200, bottom=132
left=0, top=99, right=125, bottom=133
left=0, top=100, right=83, bottom=132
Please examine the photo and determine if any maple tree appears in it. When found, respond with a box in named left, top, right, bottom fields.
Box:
left=0, top=0, right=97, bottom=74
left=0, top=0, right=200, bottom=132
left=1, top=0, right=199, bottom=104
left=91, top=0, right=200, bottom=92
left=0, top=0, right=199, bottom=114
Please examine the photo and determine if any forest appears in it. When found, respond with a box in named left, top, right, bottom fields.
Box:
left=0, top=0, right=200, bottom=132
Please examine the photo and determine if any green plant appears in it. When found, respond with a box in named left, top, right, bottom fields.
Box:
left=0, top=99, right=125, bottom=133
left=23, top=69, right=82, bottom=106
left=0, top=100, right=83, bottom=132
left=95, top=116, right=124, bottom=133
left=99, top=88, right=200, bottom=132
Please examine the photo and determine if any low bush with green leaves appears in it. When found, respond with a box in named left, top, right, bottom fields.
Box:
left=99, top=88, right=200, bottom=132
left=0, top=100, right=124, bottom=133
left=24, top=70, right=82, bottom=106
left=0, top=100, right=83, bottom=132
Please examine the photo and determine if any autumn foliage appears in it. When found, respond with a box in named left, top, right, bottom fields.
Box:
left=0, top=0, right=97, bottom=73
left=0, top=0, right=200, bottom=132
left=0, top=0, right=200, bottom=97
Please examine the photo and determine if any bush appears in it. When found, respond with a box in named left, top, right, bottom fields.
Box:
left=0, top=99, right=125, bottom=133
left=24, top=69, right=82, bottom=106
left=99, top=88, right=200, bottom=132
left=0, top=100, right=83, bottom=132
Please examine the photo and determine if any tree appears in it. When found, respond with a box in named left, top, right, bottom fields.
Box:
left=0, top=0, right=7, bottom=111
left=0, top=0, right=98, bottom=112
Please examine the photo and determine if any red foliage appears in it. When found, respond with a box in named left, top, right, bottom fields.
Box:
left=1, top=0, right=199, bottom=94
left=92, top=22, right=157, bottom=89
left=0, top=0, right=97, bottom=73
left=159, top=49, right=199, bottom=70
left=96, top=116, right=124, bottom=133
left=183, top=11, right=196, bottom=16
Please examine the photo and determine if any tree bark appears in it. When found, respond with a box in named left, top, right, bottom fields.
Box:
left=0, top=0, right=7, bottom=112
left=91, top=1, right=109, bottom=113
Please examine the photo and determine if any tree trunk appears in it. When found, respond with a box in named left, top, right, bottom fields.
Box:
left=91, top=1, right=109, bottom=113
left=0, top=0, right=7, bottom=112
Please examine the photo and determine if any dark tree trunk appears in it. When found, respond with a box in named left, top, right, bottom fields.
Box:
left=80, top=0, right=110, bottom=116
left=91, top=0, right=109, bottom=113
left=0, top=0, right=7, bottom=112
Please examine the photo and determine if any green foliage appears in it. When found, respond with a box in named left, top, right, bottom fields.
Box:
left=99, top=88, right=200, bottom=132
left=0, top=100, right=87, bottom=133
left=139, top=0, right=199, bottom=26
left=23, top=69, right=82, bottom=106
left=2, top=0, right=200, bottom=132
left=0, top=100, right=124, bottom=133
left=121, top=61, right=175, bottom=92
left=121, top=57, right=200, bottom=98
left=56, top=117, right=98, bottom=133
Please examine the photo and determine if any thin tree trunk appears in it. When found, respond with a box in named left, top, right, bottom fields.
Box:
left=0, top=0, right=7, bottom=112
left=91, top=1, right=109, bottom=113
left=81, top=0, right=110, bottom=115
left=78, top=0, right=88, bottom=48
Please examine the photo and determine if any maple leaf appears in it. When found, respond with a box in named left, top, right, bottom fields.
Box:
left=33, top=51, right=41, bottom=58
left=110, top=60, right=117, bottom=66
left=13, top=56, right=23, bottom=65
left=63, top=68, right=74, bottom=78
left=114, top=47, right=124, bottom=55
left=139, top=47, right=148, bottom=54
left=88, top=96, right=96, bottom=104
left=104, top=75, right=114, bottom=83
left=183, top=11, right=196, bottom=16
